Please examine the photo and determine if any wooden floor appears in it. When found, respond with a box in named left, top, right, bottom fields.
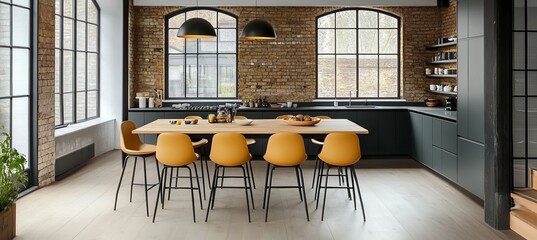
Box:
left=16, top=150, right=522, bottom=240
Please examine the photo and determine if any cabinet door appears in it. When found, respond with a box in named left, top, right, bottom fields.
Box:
left=458, top=39, right=469, bottom=138
left=432, top=118, right=442, bottom=147
left=432, top=146, right=442, bottom=173
left=410, top=112, right=422, bottom=161
left=353, top=111, right=379, bottom=155
left=458, top=0, right=468, bottom=38
left=468, top=0, right=484, bottom=37
left=395, top=111, right=410, bottom=155
left=468, top=37, right=485, bottom=143
left=421, top=115, right=433, bottom=168
left=441, top=120, right=458, bottom=154
left=378, top=111, right=397, bottom=154
left=458, top=137, right=485, bottom=199
left=442, top=150, right=458, bottom=182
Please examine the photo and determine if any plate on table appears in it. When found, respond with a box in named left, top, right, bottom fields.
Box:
left=283, top=117, right=321, bottom=126
left=234, top=119, right=253, bottom=126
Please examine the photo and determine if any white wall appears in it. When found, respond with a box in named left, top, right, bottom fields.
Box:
left=98, top=0, right=123, bottom=149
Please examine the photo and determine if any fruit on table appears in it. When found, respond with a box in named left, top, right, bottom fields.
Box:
left=289, top=114, right=313, bottom=121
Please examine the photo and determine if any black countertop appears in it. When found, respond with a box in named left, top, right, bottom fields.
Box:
left=129, top=105, right=457, bottom=121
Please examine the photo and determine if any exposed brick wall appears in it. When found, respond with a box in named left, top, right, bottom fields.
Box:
left=130, top=6, right=457, bottom=103
left=37, top=0, right=56, bottom=186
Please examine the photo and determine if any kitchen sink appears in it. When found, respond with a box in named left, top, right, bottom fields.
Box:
left=345, top=105, right=377, bottom=108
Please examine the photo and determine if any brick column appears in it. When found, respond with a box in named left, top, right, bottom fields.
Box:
left=37, top=0, right=56, bottom=186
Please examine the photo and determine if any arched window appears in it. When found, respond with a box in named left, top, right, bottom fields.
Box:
left=165, top=8, right=238, bottom=99
left=55, top=0, right=100, bottom=126
left=317, top=8, right=400, bottom=99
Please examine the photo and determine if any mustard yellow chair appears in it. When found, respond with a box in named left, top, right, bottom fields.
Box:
left=114, top=121, right=159, bottom=217
left=310, top=116, right=332, bottom=189
left=152, top=133, right=202, bottom=222
left=205, top=133, right=254, bottom=222
left=263, top=132, right=309, bottom=222
left=276, top=114, right=293, bottom=120
left=316, top=132, right=366, bottom=221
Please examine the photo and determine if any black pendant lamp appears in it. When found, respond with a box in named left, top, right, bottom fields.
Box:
left=241, top=19, right=276, bottom=40
left=177, top=17, right=216, bottom=38
left=241, top=0, right=276, bottom=40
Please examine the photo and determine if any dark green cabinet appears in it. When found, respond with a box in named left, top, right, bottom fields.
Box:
left=422, top=116, right=433, bottom=168
left=432, top=146, right=458, bottom=182
left=458, top=137, right=485, bottom=199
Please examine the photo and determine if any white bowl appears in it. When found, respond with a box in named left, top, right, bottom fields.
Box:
left=234, top=119, right=253, bottom=126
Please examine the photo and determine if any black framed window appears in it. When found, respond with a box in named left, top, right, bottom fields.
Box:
left=512, top=0, right=537, bottom=188
left=55, top=0, right=100, bottom=127
left=165, top=8, right=238, bottom=99
left=317, top=8, right=400, bottom=99
left=0, top=0, right=32, bottom=169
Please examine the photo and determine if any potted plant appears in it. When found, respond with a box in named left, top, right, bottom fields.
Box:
left=0, top=127, right=28, bottom=240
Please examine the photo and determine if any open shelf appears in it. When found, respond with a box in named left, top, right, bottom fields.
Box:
left=428, top=90, right=457, bottom=96
left=425, top=74, right=457, bottom=78
left=426, top=41, right=457, bottom=50
left=427, top=59, right=457, bottom=64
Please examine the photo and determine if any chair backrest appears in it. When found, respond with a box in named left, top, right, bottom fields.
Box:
left=156, top=133, right=198, bottom=167
left=210, top=132, right=251, bottom=166
left=315, top=116, right=332, bottom=119
left=185, top=115, right=203, bottom=120
left=318, top=133, right=362, bottom=166
left=264, top=132, right=307, bottom=166
left=234, top=115, right=247, bottom=120
left=120, top=121, right=144, bottom=152
left=276, top=114, right=293, bottom=120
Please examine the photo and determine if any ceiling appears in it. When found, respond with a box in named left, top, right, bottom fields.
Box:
left=133, top=0, right=438, bottom=7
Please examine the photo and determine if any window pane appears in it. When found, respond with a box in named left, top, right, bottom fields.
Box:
left=64, top=0, right=73, bottom=18
left=64, top=18, right=74, bottom=50
left=336, top=29, right=356, bottom=54
left=218, top=12, right=236, bottom=28
left=55, top=15, right=61, bottom=48
left=77, top=21, right=86, bottom=51
left=55, top=0, right=61, bottom=14
left=76, top=91, right=85, bottom=121
left=169, top=55, right=185, bottom=98
left=185, top=38, right=197, bottom=53
left=199, top=37, right=216, bottom=54
left=0, top=5, right=9, bottom=46
left=12, top=48, right=29, bottom=96
left=218, top=54, right=236, bottom=97
left=530, top=71, right=537, bottom=96
left=11, top=97, right=28, bottom=158
left=185, top=55, right=197, bottom=98
left=317, top=55, right=335, bottom=98
left=87, top=23, right=97, bottom=52
left=336, top=10, right=356, bottom=28
left=359, top=29, right=378, bottom=53
left=513, top=32, right=525, bottom=69
left=63, top=51, right=74, bottom=92
left=513, top=71, right=525, bottom=96
left=63, top=93, right=73, bottom=124
left=87, top=53, right=97, bottom=90
left=317, top=13, right=334, bottom=28
left=529, top=97, right=537, bottom=157
left=336, top=55, right=356, bottom=98
left=12, top=0, right=30, bottom=7
left=379, top=29, right=397, bottom=54
left=218, top=29, right=236, bottom=53
left=55, top=49, right=60, bottom=93
left=318, top=29, right=334, bottom=54
left=379, top=13, right=397, bottom=28
left=87, top=90, right=97, bottom=118
left=13, top=7, right=30, bottom=47
left=0, top=47, right=10, bottom=97
left=529, top=33, right=537, bottom=69
left=0, top=99, right=10, bottom=134
left=188, top=10, right=216, bottom=28
left=88, top=0, right=98, bottom=24
left=379, top=55, right=398, bottom=97
left=358, top=10, right=378, bottom=28
left=168, top=30, right=185, bottom=53
left=169, top=14, right=185, bottom=28
left=77, top=0, right=86, bottom=21
left=77, top=52, right=86, bottom=91
left=198, top=54, right=217, bottom=98
left=55, top=94, right=61, bottom=125
left=529, top=1, right=537, bottom=30
left=359, top=55, right=378, bottom=97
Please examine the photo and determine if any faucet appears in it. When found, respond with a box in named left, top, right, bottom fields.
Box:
left=348, top=90, right=368, bottom=106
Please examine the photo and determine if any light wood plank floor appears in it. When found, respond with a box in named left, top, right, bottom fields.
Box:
left=16, top=150, right=522, bottom=240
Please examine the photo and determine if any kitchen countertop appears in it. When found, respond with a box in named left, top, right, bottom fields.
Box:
left=129, top=105, right=457, bottom=121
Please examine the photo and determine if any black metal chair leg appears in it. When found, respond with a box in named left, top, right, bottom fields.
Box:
left=192, top=163, right=203, bottom=209
left=220, top=168, right=226, bottom=188
left=315, top=162, right=324, bottom=202
left=186, top=166, right=196, bottom=222
left=205, top=167, right=218, bottom=222
left=297, top=166, right=310, bottom=221
left=114, top=155, right=130, bottom=211
left=154, top=158, right=160, bottom=181
left=152, top=166, right=166, bottom=223
left=161, top=167, right=168, bottom=208
left=262, top=162, right=271, bottom=209
left=244, top=162, right=255, bottom=210
left=142, top=157, right=150, bottom=217
left=311, top=157, right=319, bottom=189
left=129, top=157, right=138, bottom=202
left=295, top=167, right=303, bottom=201
left=351, top=167, right=366, bottom=221
left=349, top=166, right=357, bottom=210
left=321, top=167, right=330, bottom=221
left=248, top=161, right=256, bottom=189
left=264, top=166, right=275, bottom=222
left=199, top=159, right=207, bottom=200
left=210, top=166, right=220, bottom=210
left=240, top=166, right=252, bottom=223
left=345, top=167, right=352, bottom=199
left=168, top=167, right=174, bottom=200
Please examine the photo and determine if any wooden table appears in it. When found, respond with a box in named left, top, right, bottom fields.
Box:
left=132, top=119, right=369, bottom=135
